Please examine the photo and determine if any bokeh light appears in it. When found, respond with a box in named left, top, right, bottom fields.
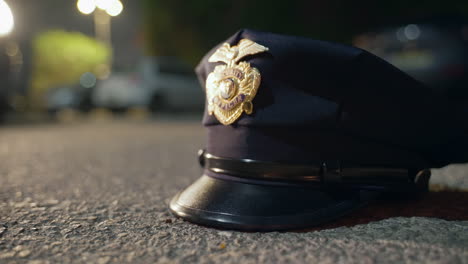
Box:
left=404, top=24, right=421, bottom=40
left=0, top=0, right=14, bottom=36
left=79, top=72, right=97, bottom=88
left=106, top=0, right=123, bottom=17
left=76, top=0, right=123, bottom=17
left=5, top=41, right=19, bottom=57
left=77, top=0, right=96, bottom=15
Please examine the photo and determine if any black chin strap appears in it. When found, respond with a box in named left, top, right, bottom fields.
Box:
left=198, top=149, right=431, bottom=192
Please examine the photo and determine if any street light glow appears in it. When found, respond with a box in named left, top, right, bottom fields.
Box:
left=106, top=0, right=123, bottom=17
left=77, top=0, right=123, bottom=17
left=77, top=0, right=96, bottom=15
left=95, top=0, right=112, bottom=11
left=0, top=0, right=14, bottom=36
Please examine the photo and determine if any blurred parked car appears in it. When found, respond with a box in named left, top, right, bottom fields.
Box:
left=45, top=81, right=94, bottom=114
left=354, top=21, right=468, bottom=102
left=92, top=57, right=204, bottom=113
left=138, top=57, right=204, bottom=112
left=92, top=72, right=147, bottom=111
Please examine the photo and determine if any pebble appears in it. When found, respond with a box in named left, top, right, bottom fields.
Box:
left=117, top=232, right=128, bottom=238
left=97, top=256, right=111, bottom=264
left=0, top=251, right=16, bottom=259
left=13, top=201, right=29, bottom=208
left=18, top=249, right=31, bottom=258
left=157, top=231, right=170, bottom=238
left=70, top=223, right=82, bottom=229
left=13, top=245, right=24, bottom=251
left=42, top=199, right=59, bottom=206
left=13, top=227, right=25, bottom=235
left=218, top=231, right=232, bottom=238
left=126, top=252, right=135, bottom=262
left=50, top=242, right=62, bottom=247
left=28, top=260, right=49, bottom=264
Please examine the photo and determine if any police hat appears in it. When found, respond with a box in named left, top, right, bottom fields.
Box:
left=169, top=29, right=468, bottom=231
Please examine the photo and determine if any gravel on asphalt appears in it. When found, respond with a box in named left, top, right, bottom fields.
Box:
left=0, top=120, right=467, bottom=264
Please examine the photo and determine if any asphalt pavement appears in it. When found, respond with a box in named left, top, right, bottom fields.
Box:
left=0, top=119, right=467, bottom=263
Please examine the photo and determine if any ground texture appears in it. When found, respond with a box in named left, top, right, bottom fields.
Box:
left=0, top=121, right=467, bottom=264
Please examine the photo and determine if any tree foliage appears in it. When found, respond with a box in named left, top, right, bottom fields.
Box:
left=30, top=30, right=110, bottom=105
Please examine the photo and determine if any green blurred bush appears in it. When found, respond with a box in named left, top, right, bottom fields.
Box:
left=30, top=30, right=110, bottom=108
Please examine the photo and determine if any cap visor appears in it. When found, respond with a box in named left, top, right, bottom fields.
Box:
left=170, top=175, right=377, bottom=231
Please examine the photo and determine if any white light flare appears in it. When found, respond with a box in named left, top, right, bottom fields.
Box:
left=77, top=0, right=96, bottom=15
left=105, top=0, right=123, bottom=17
left=0, top=0, right=14, bottom=36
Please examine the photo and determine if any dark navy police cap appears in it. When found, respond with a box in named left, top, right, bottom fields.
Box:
left=170, top=29, right=468, bottom=231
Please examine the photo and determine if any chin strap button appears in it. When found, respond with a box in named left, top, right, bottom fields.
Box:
left=198, top=149, right=206, bottom=167
left=414, top=169, right=431, bottom=192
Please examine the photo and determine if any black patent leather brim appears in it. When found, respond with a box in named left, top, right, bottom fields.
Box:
left=169, top=175, right=379, bottom=231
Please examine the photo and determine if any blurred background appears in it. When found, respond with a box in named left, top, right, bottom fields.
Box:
left=0, top=0, right=468, bottom=123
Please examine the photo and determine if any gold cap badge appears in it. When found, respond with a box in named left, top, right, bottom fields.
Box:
left=206, top=39, right=269, bottom=125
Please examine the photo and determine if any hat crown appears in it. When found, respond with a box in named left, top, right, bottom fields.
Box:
left=196, top=29, right=467, bottom=168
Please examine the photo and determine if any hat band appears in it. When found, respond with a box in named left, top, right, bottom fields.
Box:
left=198, top=149, right=430, bottom=192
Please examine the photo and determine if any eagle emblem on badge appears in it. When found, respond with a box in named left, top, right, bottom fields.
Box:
left=206, top=39, right=269, bottom=125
